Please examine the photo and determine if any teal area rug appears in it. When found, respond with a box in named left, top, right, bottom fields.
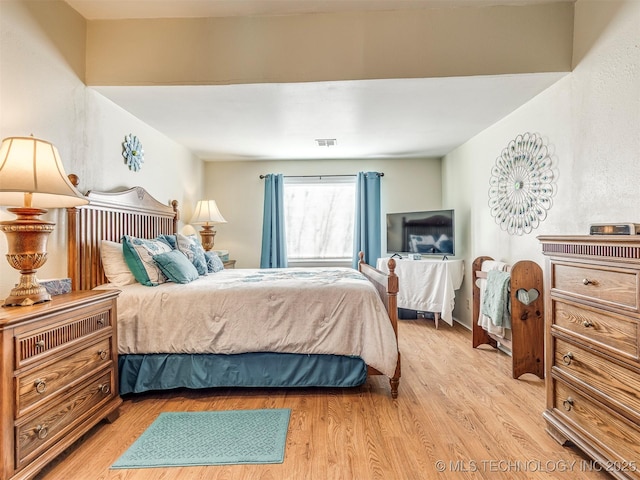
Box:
left=111, top=409, right=291, bottom=469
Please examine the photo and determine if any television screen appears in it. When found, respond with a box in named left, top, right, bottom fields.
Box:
left=386, top=209, right=455, bottom=256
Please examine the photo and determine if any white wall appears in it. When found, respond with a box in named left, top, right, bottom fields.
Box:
left=204, top=157, right=442, bottom=268
left=0, top=1, right=204, bottom=300
left=444, top=0, right=640, bottom=328
left=85, top=4, right=574, bottom=86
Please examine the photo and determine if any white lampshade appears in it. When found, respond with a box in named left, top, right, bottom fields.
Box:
left=190, top=200, right=227, bottom=226
left=0, top=136, right=88, bottom=208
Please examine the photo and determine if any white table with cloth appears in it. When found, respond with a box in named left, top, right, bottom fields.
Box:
left=376, top=257, right=464, bottom=328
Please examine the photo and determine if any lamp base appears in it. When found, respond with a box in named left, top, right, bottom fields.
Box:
left=3, top=272, right=51, bottom=307
left=198, top=225, right=217, bottom=252
left=1, top=207, right=54, bottom=307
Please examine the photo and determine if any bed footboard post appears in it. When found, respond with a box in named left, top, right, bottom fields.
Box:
left=385, top=257, right=400, bottom=398
left=358, top=252, right=401, bottom=398
left=386, top=258, right=398, bottom=336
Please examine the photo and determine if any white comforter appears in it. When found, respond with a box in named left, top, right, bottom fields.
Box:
left=97, top=268, right=399, bottom=377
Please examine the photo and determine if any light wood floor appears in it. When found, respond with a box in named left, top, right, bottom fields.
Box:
left=35, top=319, right=609, bottom=480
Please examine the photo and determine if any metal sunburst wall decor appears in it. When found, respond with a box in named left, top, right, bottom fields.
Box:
left=122, top=134, right=144, bottom=172
left=488, top=132, right=555, bottom=235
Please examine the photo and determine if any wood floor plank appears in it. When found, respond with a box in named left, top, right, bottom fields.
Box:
left=34, top=320, right=609, bottom=480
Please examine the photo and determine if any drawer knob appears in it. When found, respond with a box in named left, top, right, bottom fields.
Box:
left=97, top=318, right=105, bottom=326
left=562, top=352, right=573, bottom=366
left=562, top=397, right=574, bottom=411
left=98, top=349, right=108, bottom=360
left=36, top=424, right=48, bottom=440
left=35, top=340, right=45, bottom=349
left=583, top=320, right=594, bottom=328
left=582, top=278, right=594, bottom=285
left=34, top=379, right=47, bottom=394
left=98, top=383, right=111, bottom=395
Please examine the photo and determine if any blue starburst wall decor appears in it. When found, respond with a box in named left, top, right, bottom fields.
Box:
left=122, top=134, right=144, bottom=172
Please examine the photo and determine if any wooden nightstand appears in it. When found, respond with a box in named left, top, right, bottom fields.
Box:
left=223, top=260, right=236, bottom=269
left=0, top=290, right=121, bottom=480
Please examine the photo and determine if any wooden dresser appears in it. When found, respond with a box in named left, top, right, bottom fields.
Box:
left=0, top=290, right=121, bottom=480
left=539, top=236, right=640, bottom=479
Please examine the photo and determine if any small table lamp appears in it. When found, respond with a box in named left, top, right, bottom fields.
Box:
left=190, top=200, right=227, bottom=251
left=0, top=136, right=88, bottom=307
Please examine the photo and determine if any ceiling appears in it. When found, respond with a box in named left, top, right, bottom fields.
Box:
left=67, top=1, right=571, bottom=161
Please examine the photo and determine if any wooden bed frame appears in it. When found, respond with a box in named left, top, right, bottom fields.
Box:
left=66, top=181, right=401, bottom=397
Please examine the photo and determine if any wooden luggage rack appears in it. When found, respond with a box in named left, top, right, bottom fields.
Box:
left=472, top=256, right=545, bottom=380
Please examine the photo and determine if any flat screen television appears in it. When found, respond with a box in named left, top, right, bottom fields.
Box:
left=386, top=209, right=455, bottom=257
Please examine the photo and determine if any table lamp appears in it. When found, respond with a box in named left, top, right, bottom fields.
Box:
left=189, top=199, right=227, bottom=251
left=0, top=136, right=88, bottom=307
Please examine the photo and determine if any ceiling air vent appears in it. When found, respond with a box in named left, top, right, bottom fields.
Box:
left=315, top=139, right=337, bottom=147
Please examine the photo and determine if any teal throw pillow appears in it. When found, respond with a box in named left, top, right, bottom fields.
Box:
left=204, top=251, right=225, bottom=273
left=153, top=249, right=200, bottom=284
left=122, top=235, right=173, bottom=286
left=156, top=234, right=177, bottom=249
left=176, top=233, right=208, bottom=276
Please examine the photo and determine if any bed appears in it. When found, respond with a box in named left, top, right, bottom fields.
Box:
left=66, top=183, right=401, bottom=397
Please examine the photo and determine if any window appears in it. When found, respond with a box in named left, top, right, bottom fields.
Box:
left=284, top=176, right=356, bottom=262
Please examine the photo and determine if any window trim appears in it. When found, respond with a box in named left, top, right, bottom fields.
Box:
left=283, top=175, right=356, bottom=185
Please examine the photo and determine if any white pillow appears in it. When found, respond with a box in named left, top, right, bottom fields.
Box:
left=100, top=240, right=137, bottom=286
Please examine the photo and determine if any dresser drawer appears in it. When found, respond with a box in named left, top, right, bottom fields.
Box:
left=14, top=306, right=112, bottom=369
left=553, top=301, right=638, bottom=359
left=552, top=263, right=639, bottom=311
left=553, top=380, right=640, bottom=474
left=15, top=370, right=115, bottom=468
left=554, top=338, right=640, bottom=420
left=16, top=337, right=113, bottom=417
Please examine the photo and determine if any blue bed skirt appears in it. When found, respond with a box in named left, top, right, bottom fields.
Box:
left=118, top=352, right=368, bottom=394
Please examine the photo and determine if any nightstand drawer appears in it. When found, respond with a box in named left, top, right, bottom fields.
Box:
left=552, top=262, right=639, bottom=311
left=553, top=380, right=640, bottom=473
left=554, top=338, right=640, bottom=420
left=15, top=306, right=112, bottom=368
left=553, top=301, right=638, bottom=358
left=15, top=370, right=115, bottom=468
left=16, top=337, right=114, bottom=416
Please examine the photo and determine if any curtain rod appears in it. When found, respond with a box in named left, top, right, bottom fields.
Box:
left=259, top=173, right=384, bottom=179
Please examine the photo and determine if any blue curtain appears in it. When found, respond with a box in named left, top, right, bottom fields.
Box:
left=260, top=174, right=288, bottom=268
left=352, top=171, right=381, bottom=268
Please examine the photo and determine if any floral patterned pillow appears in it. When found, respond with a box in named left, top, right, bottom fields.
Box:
left=204, top=251, right=225, bottom=273
left=121, top=235, right=173, bottom=286
left=176, top=233, right=208, bottom=276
